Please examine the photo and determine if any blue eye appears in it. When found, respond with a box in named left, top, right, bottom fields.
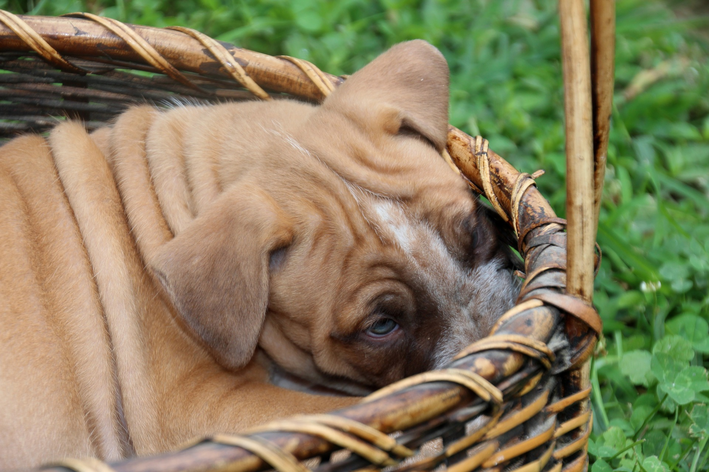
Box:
left=367, top=318, right=398, bottom=337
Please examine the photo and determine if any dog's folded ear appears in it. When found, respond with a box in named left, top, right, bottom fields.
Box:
left=150, top=182, right=293, bottom=371
left=322, top=40, right=450, bottom=152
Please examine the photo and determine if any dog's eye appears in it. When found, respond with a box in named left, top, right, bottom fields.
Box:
left=367, top=318, right=398, bottom=337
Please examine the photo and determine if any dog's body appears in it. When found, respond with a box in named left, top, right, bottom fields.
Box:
left=0, top=41, right=519, bottom=468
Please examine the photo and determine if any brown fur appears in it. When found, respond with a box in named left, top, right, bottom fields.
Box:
left=0, top=41, right=519, bottom=468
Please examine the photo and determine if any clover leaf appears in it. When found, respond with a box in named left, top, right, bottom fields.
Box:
left=591, top=459, right=613, bottom=472
left=689, top=404, right=709, bottom=440
left=657, top=366, right=709, bottom=406
left=666, top=314, right=709, bottom=354
left=652, top=335, right=694, bottom=362
left=642, top=456, right=669, bottom=472
left=621, top=350, right=654, bottom=387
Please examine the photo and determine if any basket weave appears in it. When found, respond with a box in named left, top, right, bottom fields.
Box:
left=0, top=9, right=604, bottom=472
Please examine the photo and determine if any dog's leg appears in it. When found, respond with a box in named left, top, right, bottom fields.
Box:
left=146, top=360, right=360, bottom=453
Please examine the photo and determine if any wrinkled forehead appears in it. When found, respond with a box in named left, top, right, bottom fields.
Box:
left=269, top=113, right=476, bottom=246
left=300, top=108, right=465, bottom=196
left=349, top=192, right=491, bottom=315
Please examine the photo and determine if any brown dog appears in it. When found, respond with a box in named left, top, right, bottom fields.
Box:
left=0, top=40, right=519, bottom=468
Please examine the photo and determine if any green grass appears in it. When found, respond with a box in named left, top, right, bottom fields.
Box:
left=3, top=0, right=709, bottom=470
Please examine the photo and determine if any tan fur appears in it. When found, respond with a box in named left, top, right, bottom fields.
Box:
left=0, top=41, right=519, bottom=468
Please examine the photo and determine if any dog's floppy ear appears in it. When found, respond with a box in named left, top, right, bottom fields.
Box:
left=151, top=182, right=293, bottom=371
left=323, top=40, right=450, bottom=151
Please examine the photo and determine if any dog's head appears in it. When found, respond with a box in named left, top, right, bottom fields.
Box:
left=152, top=41, right=520, bottom=394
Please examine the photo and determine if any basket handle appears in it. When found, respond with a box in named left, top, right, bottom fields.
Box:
left=560, top=0, right=614, bottom=305
left=591, top=0, right=616, bottom=238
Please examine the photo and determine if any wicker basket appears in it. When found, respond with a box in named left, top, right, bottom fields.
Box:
left=0, top=4, right=613, bottom=472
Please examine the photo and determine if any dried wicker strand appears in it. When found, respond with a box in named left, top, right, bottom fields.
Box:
left=441, top=149, right=463, bottom=177
left=64, top=13, right=204, bottom=93
left=552, top=415, right=592, bottom=460
left=446, top=409, right=504, bottom=457
left=529, top=292, right=601, bottom=335
left=278, top=56, right=336, bottom=98
left=518, top=274, right=567, bottom=299
left=483, top=388, right=550, bottom=440
left=0, top=10, right=86, bottom=74
left=518, top=217, right=567, bottom=255
left=545, top=387, right=591, bottom=414
left=248, top=420, right=397, bottom=467
left=454, top=334, right=554, bottom=362
left=447, top=441, right=499, bottom=472
left=525, top=233, right=567, bottom=250
left=464, top=340, right=552, bottom=370
left=474, top=136, right=509, bottom=222
left=443, top=148, right=488, bottom=195
left=482, top=421, right=556, bottom=468
left=489, top=299, right=545, bottom=334
left=363, top=368, right=503, bottom=404
left=591, top=0, right=615, bottom=239
left=507, top=440, right=555, bottom=472
left=210, top=434, right=310, bottom=472
left=167, top=26, right=271, bottom=100
left=554, top=411, right=591, bottom=438
left=42, top=458, right=115, bottom=472
left=562, top=454, right=588, bottom=472
left=453, top=335, right=555, bottom=368
left=510, top=172, right=541, bottom=236
left=518, top=282, right=566, bottom=302
left=561, top=0, right=595, bottom=306
left=518, top=263, right=567, bottom=295
left=292, top=415, right=413, bottom=458
left=516, top=372, right=546, bottom=397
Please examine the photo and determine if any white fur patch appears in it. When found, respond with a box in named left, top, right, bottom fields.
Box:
left=372, top=200, right=413, bottom=252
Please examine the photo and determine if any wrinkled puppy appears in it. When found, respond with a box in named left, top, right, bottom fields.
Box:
left=0, top=40, right=519, bottom=468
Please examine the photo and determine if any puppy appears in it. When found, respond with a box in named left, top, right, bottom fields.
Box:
left=0, top=40, right=519, bottom=468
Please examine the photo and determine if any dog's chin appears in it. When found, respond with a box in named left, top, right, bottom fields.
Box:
left=267, top=361, right=374, bottom=397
